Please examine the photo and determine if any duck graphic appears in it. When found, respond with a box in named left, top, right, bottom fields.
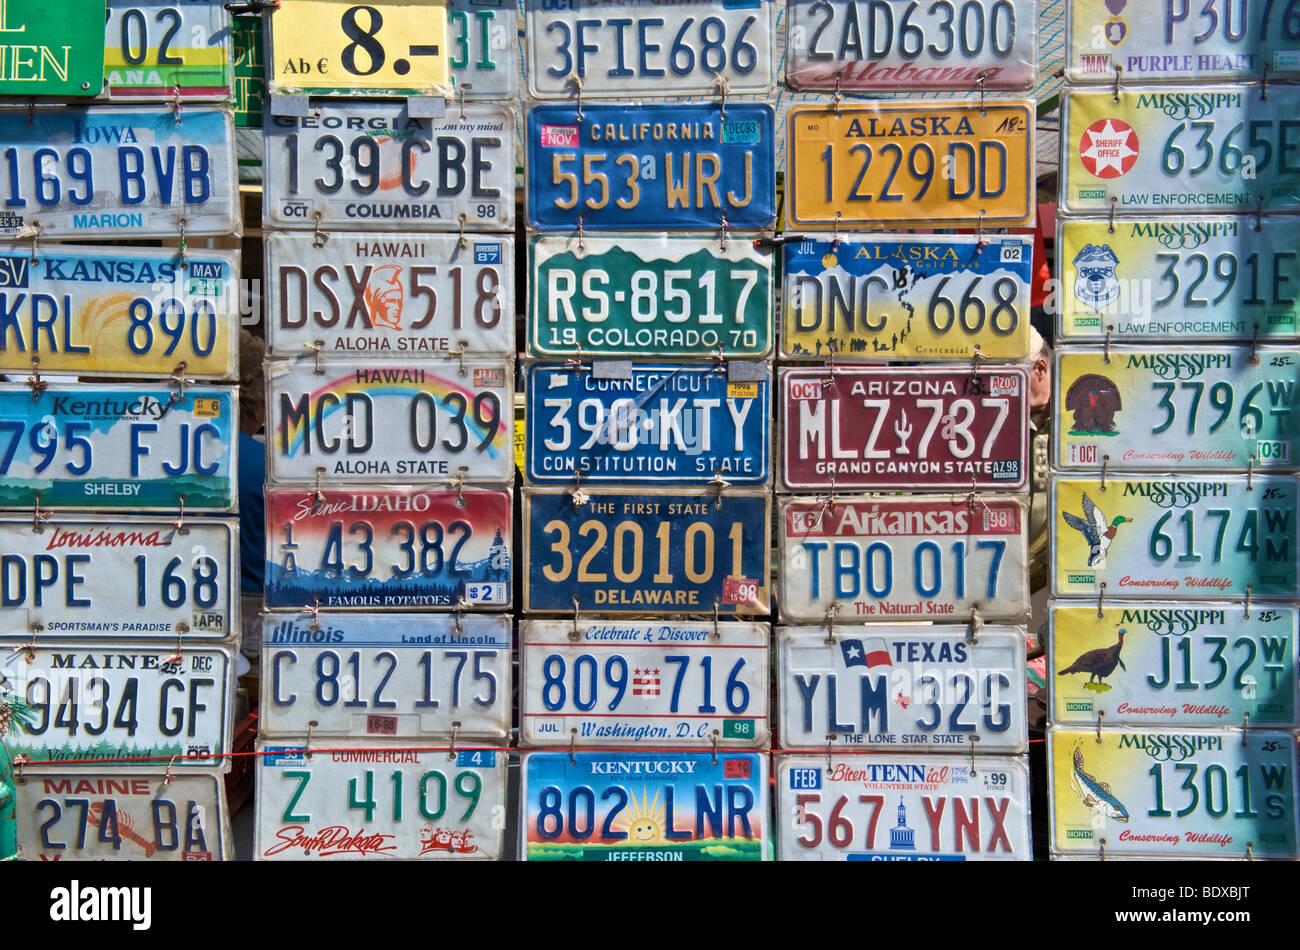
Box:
left=1062, top=493, right=1131, bottom=567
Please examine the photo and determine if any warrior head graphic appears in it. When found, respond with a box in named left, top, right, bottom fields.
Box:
left=363, top=265, right=405, bottom=331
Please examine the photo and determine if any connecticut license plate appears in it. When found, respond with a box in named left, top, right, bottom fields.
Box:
left=104, top=0, right=233, bottom=100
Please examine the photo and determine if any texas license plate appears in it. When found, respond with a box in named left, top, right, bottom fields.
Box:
left=519, top=620, right=770, bottom=748
left=0, top=0, right=104, bottom=98
left=448, top=0, right=517, bottom=99
left=104, top=0, right=233, bottom=100
left=787, top=101, right=1035, bottom=228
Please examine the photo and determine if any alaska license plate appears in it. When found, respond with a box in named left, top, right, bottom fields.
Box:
left=104, top=0, right=233, bottom=100
left=448, top=0, right=517, bottom=99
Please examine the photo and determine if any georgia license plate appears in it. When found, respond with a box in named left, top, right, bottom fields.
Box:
left=0, top=0, right=104, bottom=98
left=1049, top=728, right=1298, bottom=858
left=264, top=487, right=512, bottom=610
left=780, top=366, right=1029, bottom=491
left=778, top=754, right=1031, bottom=861
left=528, top=233, right=774, bottom=360
left=520, top=751, right=768, bottom=861
left=256, top=743, right=506, bottom=860
left=525, top=362, right=771, bottom=486
left=447, top=0, right=517, bottom=99
left=519, top=620, right=770, bottom=748
left=526, top=102, right=776, bottom=231
left=779, top=495, right=1028, bottom=624
left=787, top=101, right=1035, bottom=228
left=1052, top=475, right=1300, bottom=600
left=259, top=612, right=511, bottom=740
left=524, top=488, right=770, bottom=614
left=1050, top=602, right=1298, bottom=728
left=104, top=0, right=233, bottom=101
left=263, top=102, right=514, bottom=231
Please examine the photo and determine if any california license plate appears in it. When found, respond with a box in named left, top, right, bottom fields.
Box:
left=447, top=0, right=517, bottom=99
left=787, top=101, right=1035, bottom=228
left=104, top=0, right=233, bottom=100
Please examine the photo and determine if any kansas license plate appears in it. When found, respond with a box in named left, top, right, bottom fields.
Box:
left=527, top=102, right=776, bottom=231
left=104, top=0, right=233, bottom=100
left=787, top=101, right=1035, bottom=228
left=519, top=620, right=770, bottom=748
left=448, top=0, right=517, bottom=99
left=0, top=0, right=103, bottom=98
left=520, top=751, right=768, bottom=861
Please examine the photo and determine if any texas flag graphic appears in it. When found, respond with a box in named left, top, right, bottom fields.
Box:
left=840, top=638, right=892, bottom=670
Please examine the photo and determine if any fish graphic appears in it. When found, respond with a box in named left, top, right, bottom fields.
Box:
left=1070, top=743, right=1130, bottom=822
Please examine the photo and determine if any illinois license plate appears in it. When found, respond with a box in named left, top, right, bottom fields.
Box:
left=104, top=0, right=233, bottom=100
left=519, top=620, right=770, bottom=749
left=1050, top=603, right=1298, bottom=728
left=787, top=101, right=1035, bottom=228
left=525, top=362, right=770, bottom=486
left=0, top=0, right=104, bottom=98
left=526, top=102, right=776, bottom=231
left=528, top=233, right=774, bottom=360
left=520, top=751, right=768, bottom=861
left=448, top=0, right=517, bottom=99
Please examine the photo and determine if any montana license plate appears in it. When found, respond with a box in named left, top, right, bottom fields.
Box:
left=104, top=0, right=233, bottom=100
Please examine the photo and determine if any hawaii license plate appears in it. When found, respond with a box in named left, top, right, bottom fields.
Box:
left=104, top=0, right=233, bottom=100
left=787, top=101, right=1035, bottom=228
left=448, top=0, right=517, bottom=99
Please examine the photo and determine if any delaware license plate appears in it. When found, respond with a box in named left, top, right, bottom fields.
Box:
left=0, top=0, right=103, bottom=98
left=1050, top=603, right=1298, bottom=728
left=528, top=234, right=774, bottom=359
left=105, top=0, right=233, bottom=100
left=519, top=620, right=770, bottom=748
left=780, top=366, right=1029, bottom=491
left=524, top=362, right=770, bottom=486
left=526, top=102, right=776, bottom=231
left=520, top=751, right=768, bottom=861
left=782, top=234, right=1033, bottom=361
left=787, top=101, right=1035, bottom=228
left=448, top=0, right=517, bottom=99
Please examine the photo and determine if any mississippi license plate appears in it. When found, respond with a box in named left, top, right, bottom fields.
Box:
left=527, top=102, right=776, bottom=231
left=519, top=620, right=770, bottom=749
left=1052, top=475, right=1300, bottom=600
left=524, top=488, right=770, bottom=614
left=448, top=0, right=517, bottom=99
left=528, top=234, right=774, bottom=359
left=0, top=0, right=103, bottom=98
left=525, top=362, right=770, bottom=486
left=520, top=751, right=768, bottom=861
left=1050, top=603, right=1298, bottom=728
left=264, top=487, right=512, bottom=610
left=1049, top=728, right=1298, bottom=858
left=787, top=101, right=1035, bottom=228
left=104, top=0, right=233, bottom=100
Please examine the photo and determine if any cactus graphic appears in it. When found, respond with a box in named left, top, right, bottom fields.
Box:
left=1, top=690, right=35, bottom=861
left=893, top=409, right=914, bottom=455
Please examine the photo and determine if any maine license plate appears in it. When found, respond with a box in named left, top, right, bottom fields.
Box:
left=528, top=234, right=774, bottom=360
left=104, top=0, right=233, bottom=100
left=259, top=612, right=510, bottom=740
left=780, top=366, right=1029, bottom=491
left=525, top=362, right=770, bottom=486
left=519, top=620, right=770, bottom=749
left=1050, top=603, right=1298, bottom=728
left=781, top=234, right=1033, bottom=361
left=787, top=101, right=1035, bottom=228
left=527, top=102, right=776, bottom=231
left=448, top=0, right=517, bottom=99
left=520, top=751, right=768, bottom=861
left=263, top=102, right=514, bottom=231
left=780, top=495, right=1028, bottom=624
left=256, top=743, right=506, bottom=860
left=1049, top=728, right=1298, bottom=858
left=524, top=488, right=770, bottom=614
left=778, top=754, right=1031, bottom=861
left=264, top=487, right=512, bottom=610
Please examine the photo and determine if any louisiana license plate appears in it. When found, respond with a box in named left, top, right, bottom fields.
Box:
left=448, top=0, right=517, bottom=99
left=104, top=0, right=233, bottom=100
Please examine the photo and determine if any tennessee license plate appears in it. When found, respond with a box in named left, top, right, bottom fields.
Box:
left=448, top=0, right=517, bottom=99
left=104, top=0, right=233, bottom=100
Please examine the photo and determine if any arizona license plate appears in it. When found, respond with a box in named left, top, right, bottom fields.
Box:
left=519, top=620, right=770, bottom=748
left=104, top=0, right=233, bottom=100
left=0, top=0, right=104, bottom=98
left=527, top=102, right=776, bottom=231
left=528, top=234, right=774, bottom=360
left=1050, top=602, right=1298, bottom=728
left=780, top=366, right=1029, bottom=491
left=787, top=101, right=1035, bottom=228
left=448, top=0, right=517, bottom=99
left=520, top=751, right=768, bottom=861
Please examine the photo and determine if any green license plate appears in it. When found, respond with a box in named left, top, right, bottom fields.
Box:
left=0, top=0, right=104, bottom=97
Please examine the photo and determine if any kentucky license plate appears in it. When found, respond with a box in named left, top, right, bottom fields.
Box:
left=104, top=0, right=233, bottom=100
left=448, top=0, right=517, bottom=99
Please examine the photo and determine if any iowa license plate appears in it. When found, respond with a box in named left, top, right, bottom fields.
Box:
left=105, top=0, right=233, bottom=100
left=448, top=0, right=517, bottom=99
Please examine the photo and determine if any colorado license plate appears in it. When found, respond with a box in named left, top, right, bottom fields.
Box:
left=448, top=0, right=517, bottom=99
left=104, top=0, right=233, bottom=100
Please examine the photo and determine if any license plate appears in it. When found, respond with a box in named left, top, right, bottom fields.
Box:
left=787, top=101, right=1035, bottom=228
left=520, top=751, right=768, bottom=861
left=525, top=0, right=776, bottom=99
left=448, top=0, right=517, bottom=99
left=1049, top=728, right=1298, bottom=858
left=259, top=612, right=510, bottom=740
left=1050, top=603, right=1298, bottom=728
left=519, top=620, right=770, bottom=748
left=1052, top=475, right=1300, bottom=600
left=782, top=234, right=1033, bottom=361
left=256, top=743, right=506, bottom=860
left=1061, top=86, right=1300, bottom=215
left=233, top=16, right=263, bottom=128
left=787, top=0, right=1037, bottom=91
left=526, top=102, right=776, bottom=231
left=524, top=488, right=770, bottom=614
left=779, top=495, right=1028, bottom=623
left=0, top=0, right=103, bottom=98
left=525, top=362, right=771, bottom=486
left=263, top=102, right=514, bottom=231
left=265, top=487, right=512, bottom=609
left=780, top=366, right=1029, bottom=491
left=778, top=754, right=1031, bottom=861
left=528, top=234, right=774, bottom=360
left=104, top=0, right=233, bottom=100
left=0, top=105, right=238, bottom=239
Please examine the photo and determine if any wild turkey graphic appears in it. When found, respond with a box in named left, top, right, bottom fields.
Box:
left=1065, top=374, right=1122, bottom=435
left=1059, top=628, right=1127, bottom=690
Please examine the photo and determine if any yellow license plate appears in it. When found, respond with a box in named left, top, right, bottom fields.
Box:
left=787, top=102, right=1035, bottom=228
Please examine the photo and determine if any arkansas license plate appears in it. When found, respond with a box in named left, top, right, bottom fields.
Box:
left=104, top=0, right=233, bottom=100
left=448, top=0, right=517, bottom=99
left=787, top=101, right=1035, bottom=228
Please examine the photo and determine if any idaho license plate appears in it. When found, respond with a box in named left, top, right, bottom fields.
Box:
left=447, top=0, right=518, bottom=99
left=104, top=0, right=233, bottom=100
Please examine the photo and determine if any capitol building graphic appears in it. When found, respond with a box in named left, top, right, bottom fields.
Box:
left=889, top=798, right=915, bottom=851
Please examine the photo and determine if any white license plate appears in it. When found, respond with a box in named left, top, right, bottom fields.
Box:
left=449, top=0, right=518, bottom=100
left=104, top=0, right=233, bottom=101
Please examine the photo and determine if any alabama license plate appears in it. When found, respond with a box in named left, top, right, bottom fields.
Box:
left=104, top=0, right=233, bottom=100
left=448, top=0, right=517, bottom=99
